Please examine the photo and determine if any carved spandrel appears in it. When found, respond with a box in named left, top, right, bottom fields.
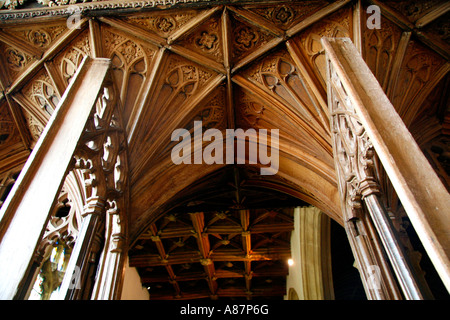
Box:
left=391, top=40, right=445, bottom=127
left=383, top=0, right=447, bottom=24
left=2, top=23, right=66, bottom=51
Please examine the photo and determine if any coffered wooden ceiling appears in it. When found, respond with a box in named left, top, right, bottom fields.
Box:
left=0, top=0, right=448, bottom=299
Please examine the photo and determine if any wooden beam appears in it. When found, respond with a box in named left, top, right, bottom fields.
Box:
left=168, top=44, right=226, bottom=74
left=11, top=92, right=49, bottom=127
left=221, top=7, right=232, bottom=71
left=130, top=251, right=201, bottom=267
left=190, top=212, right=210, bottom=258
left=231, top=37, right=283, bottom=74
left=385, top=31, right=411, bottom=101
left=221, top=8, right=236, bottom=129
left=142, top=267, right=288, bottom=284
left=415, top=2, right=450, bottom=28
left=286, top=39, right=329, bottom=130
left=0, top=57, right=111, bottom=299
left=352, top=0, right=363, bottom=53
left=89, top=18, right=104, bottom=58
left=130, top=247, right=290, bottom=267
left=44, top=61, right=66, bottom=97
left=126, top=47, right=167, bottom=145
left=369, top=0, right=414, bottom=30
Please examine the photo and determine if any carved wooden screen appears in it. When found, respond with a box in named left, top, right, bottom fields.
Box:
left=323, top=37, right=450, bottom=299
left=0, top=57, right=128, bottom=300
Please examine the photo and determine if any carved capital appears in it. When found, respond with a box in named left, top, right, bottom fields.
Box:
left=82, top=196, right=106, bottom=216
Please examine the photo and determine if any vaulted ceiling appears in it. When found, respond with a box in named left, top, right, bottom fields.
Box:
left=0, top=0, right=448, bottom=299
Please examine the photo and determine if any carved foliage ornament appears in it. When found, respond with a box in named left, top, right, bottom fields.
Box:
left=184, top=14, right=222, bottom=61
left=249, top=1, right=328, bottom=30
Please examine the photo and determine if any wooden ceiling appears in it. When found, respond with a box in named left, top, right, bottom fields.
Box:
left=129, top=167, right=305, bottom=299
left=0, top=0, right=449, bottom=299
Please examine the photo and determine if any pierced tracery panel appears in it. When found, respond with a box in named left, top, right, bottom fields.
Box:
left=328, top=73, right=378, bottom=220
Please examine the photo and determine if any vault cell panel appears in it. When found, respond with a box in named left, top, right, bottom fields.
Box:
left=121, top=9, right=202, bottom=39
left=242, top=1, right=330, bottom=31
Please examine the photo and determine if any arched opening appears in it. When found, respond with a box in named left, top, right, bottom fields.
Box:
left=126, top=165, right=362, bottom=300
